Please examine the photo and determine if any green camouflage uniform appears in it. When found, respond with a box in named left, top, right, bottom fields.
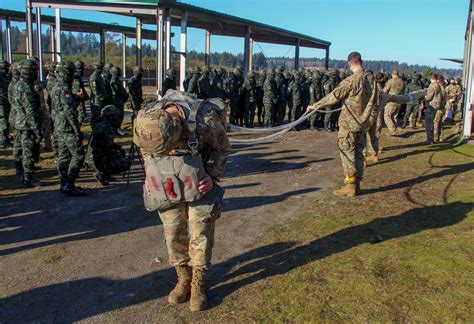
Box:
left=89, top=63, right=106, bottom=129
left=87, top=105, right=129, bottom=183
left=46, top=63, right=59, bottom=157
left=255, top=70, right=266, bottom=126
left=197, top=66, right=211, bottom=100
left=243, top=71, right=257, bottom=127
left=383, top=76, right=405, bottom=133
left=162, top=68, right=177, bottom=97
left=287, top=73, right=302, bottom=123
left=187, top=67, right=200, bottom=97
left=72, top=61, right=89, bottom=126
left=263, top=70, right=278, bottom=127
left=322, top=70, right=339, bottom=131
left=226, top=70, right=243, bottom=125
left=275, top=68, right=288, bottom=125
left=135, top=91, right=230, bottom=269
left=11, top=60, right=42, bottom=183
left=0, top=61, right=11, bottom=146
left=110, top=66, right=129, bottom=131
left=210, top=67, right=226, bottom=100
left=51, top=61, right=85, bottom=191
left=127, top=66, right=143, bottom=115
left=309, top=71, right=323, bottom=129
left=8, top=64, right=21, bottom=173
left=102, top=63, right=113, bottom=106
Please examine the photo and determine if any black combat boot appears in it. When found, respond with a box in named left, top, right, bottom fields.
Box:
left=14, top=161, right=23, bottom=176
left=59, top=176, right=68, bottom=194
left=62, top=176, right=86, bottom=196
left=21, top=174, right=40, bottom=188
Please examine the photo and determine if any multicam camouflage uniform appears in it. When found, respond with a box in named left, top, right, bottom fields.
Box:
left=383, top=75, right=405, bottom=134
left=424, top=80, right=443, bottom=143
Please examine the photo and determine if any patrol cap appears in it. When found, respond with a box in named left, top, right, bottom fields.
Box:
left=133, top=105, right=183, bottom=155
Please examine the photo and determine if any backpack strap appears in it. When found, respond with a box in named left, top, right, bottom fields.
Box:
left=187, top=99, right=203, bottom=156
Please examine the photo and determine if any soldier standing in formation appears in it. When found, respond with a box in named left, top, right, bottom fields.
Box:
left=197, top=66, right=212, bottom=99
left=242, top=71, right=257, bottom=128
left=383, top=69, right=406, bottom=136
left=8, top=63, right=20, bottom=174
left=50, top=61, right=86, bottom=196
left=162, top=68, right=177, bottom=97
left=128, top=66, right=144, bottom=117
left=73, top=61, right=89, bottom=127
left=11, top=59, right=42, bottom=187
left=110, top=66, right=129, bottom=133
left=89, top=62, right=106, bottom=129
left=263, top=69, right=278, bottom=127
left=0, top=61, right=11, bottom=147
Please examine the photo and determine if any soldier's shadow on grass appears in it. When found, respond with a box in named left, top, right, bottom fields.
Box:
left=207, top=200, right=473, bottom=308
left=2, top=201, right=471, bottom=321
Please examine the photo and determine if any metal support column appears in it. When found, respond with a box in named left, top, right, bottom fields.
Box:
left=122, top=33, right=127, bottom=87
left=136, top=17, right=142, bottom=68
left=325, top=47, right=330, bottom=70
left=49, top=25, right=55, bottom=62
left=164, top=8, right=171, bottom=70
left=0, top=19, right=3, bottom=61
left=462, top=12, right=474, bottom=138
left=55, top=8, right=61, bottom=62
left=157, top=8, right=164, bottom=96
left=180, top=12, right=187, bottom=91
left=99, top=29, right=106, bottom=63
left=205, top=30, right=211, bottom=66
left=6, top=17, right=12, bottom=63
left=243, top=26, right=251, bottom=76
left=294, top=39, right=300, bottom=70
left=36, top=7, right=43, bottom=81
left=26, top=0, right=34, bottom=58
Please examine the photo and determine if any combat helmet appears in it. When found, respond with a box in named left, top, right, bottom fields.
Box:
left=10, top=62, right=20, bottom=78
left=94, top=62, right=104, bottom=70
left=19, top=59, right=37, bottom=81
left=133, top=105, right=183, bottom=155
left=110, top=66, right=121, bottom=76
left=74, top=61, right=85, bottom=75
left=101, top=105, right=121, bottom=122
left=166, top=68, right=176, bottom=77
left=56, top=60, right=76, bottom=81
left=133, top=66, right=144, bottom=76
left=0, top=60, right=10, bottom=73
left=104, top=63, right=114, bottom=72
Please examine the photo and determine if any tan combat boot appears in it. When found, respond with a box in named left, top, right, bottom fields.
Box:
left=366, top=155, right=379, bottom=163
left=190, top=267, right=207, bottom=312
left=168, top=265, right=191, bottom=304
left=333, top=180, right=360, bottom=197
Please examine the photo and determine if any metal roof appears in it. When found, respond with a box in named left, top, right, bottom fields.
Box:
left=0, top=8, right=158, bottom=40
left=29, top=0, right=331, bottom=49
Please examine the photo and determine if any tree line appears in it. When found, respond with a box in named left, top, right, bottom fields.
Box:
left=3, top=27, right=461, bottom=77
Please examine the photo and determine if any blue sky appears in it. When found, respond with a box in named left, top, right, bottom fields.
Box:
left=2, top=0, right=468, bottom=69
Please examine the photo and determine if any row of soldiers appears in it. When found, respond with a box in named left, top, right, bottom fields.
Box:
left=0, top=59, right=142, bottom=192
left=179, top=65, right=348, bottom=129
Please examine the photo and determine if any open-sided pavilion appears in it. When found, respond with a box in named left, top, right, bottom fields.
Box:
left=1, top=0, right=331, bottom=95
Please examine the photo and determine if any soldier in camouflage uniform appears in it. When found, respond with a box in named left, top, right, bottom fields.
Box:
left=133, top=90, right=230, bottom=312
left=255, top=70, right=266, bottom=126
left=434, top=75, right=447, bottom=142
left=127, top=66, right=144, bottom=117
left=263, top=69, right=278, bottom=127
left=226, top=68, right=244, bottom=125
left=287, top=72, right=302, bottom=124
left=383, top=69, right=406, bottom=135
left=187, top=67, right=201, bottom=97
left=8, top=63, right=22, bottom=174
left=11, top=60, right=42, bottom=187
left=162, top=68, right=177, bottom=96
left=234, top=68, right=245, bottom=126
left=210, top=67, right=226, bottom=100
left=51, top=61, right=86, bottom=196
left=87, top=105, right=130, bottom=186
left=0, top=61, right=11, bottom=147
left=308, top=52, right=425, bottom=196
left=275, top=67, right=288, bottom=125
left=183, top=68, right=193, bottom=92
left=73, top=61, right=89, bottom=126
left=46, top=62, right=59, bottom=158
left=445, top=78, right=459, bottom=122
left=110, top=66, right=129, bottom=133
left=242, top=71, right=257, bottom=127
left=402, top=74, right=423, bottom=129
left=322, top=69, right=339, bottom=131
left=102, top=63, right=114, bottom=106
left=89, top=62, right=106, bottom=129
left=197, top=66, right=211, bottom=100
left=309, top=70, right=324, bottom=130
